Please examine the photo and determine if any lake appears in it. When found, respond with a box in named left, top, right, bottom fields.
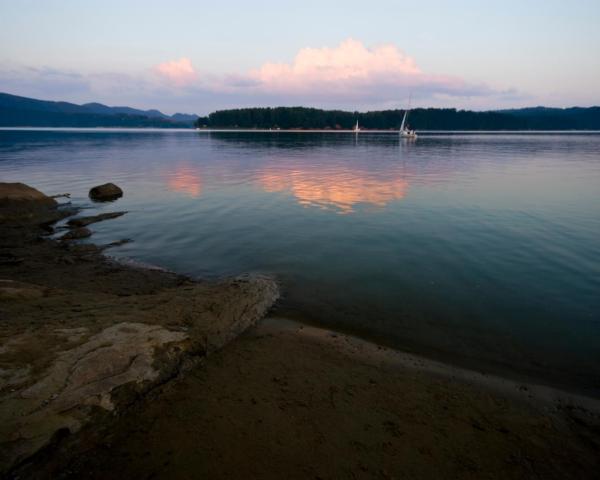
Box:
left=1, top=129, right=599, bottom=393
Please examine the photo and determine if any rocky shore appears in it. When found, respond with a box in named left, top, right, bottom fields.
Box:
left=1, top=182, right=599, bottom=479
left=0, top=183, right=278, bottom=475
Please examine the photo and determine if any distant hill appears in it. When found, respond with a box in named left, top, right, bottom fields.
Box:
left=203, top=106, right=600, bottom=130
left=0, top=92, right=198, bottom=127
left=81, top=102, right=169, bottom=119
left=171, top=113, right=200, bottom=123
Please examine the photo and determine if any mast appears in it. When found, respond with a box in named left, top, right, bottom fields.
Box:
left=400, top=94, right=412, bottom=132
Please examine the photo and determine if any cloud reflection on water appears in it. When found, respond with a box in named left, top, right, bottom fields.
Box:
left=165, top=165, right=202, bottom=197
left=257, top=164, right=408, bottom=214
left=163, top=133, right=414, bottom=212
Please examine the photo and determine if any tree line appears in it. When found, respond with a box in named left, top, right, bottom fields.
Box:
left=195, top=106, right=600, bottom=130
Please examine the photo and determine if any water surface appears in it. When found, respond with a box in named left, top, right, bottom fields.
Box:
left=1, top=129, right=599, bottom=393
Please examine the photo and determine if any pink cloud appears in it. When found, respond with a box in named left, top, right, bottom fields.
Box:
left=249, top=38, right=421, bottom=94
left=155, top=57, right=198, bottom=86
left=141, top=41, right=513, bottom=108
left=0, top=40, right=527, bottom=112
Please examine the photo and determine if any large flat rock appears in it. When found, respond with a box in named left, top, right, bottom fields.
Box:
left=0, top=275, right=279, bottom=473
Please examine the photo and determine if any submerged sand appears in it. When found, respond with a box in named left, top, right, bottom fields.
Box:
left=1, top=183, right=599, bottom=479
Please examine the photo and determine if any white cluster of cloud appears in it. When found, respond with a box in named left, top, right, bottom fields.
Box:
left=250, top=38, right=420, bottom=91
left=153, top=39, right=485, bottom=99
left=150, top=39, right=520, bottom=108
left=155, top=57, right=198, bottom=86
left=0, top=39, right=527, bottom=113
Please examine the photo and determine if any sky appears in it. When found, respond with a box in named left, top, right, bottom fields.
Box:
left=0, top=0, right=599, bottom=114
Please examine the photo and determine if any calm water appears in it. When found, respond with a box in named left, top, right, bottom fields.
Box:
left=1, top=129, right=599, bottom=393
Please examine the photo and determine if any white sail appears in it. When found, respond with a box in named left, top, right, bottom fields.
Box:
left=400, top=110, right=408, bottom=132
left=399, top=105, right=417, bottom=138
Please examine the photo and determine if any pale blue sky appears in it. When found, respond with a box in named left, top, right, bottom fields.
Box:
left=1, top=0, right=599, bottom=114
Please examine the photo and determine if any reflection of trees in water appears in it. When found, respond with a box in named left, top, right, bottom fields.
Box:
left=206, top=131, right=402, bottom=150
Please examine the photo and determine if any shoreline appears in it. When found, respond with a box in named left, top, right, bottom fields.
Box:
left=271, top=306, right=600, bottom=400
left=262, top=317, right=600, bottom=415
left=2, top=182, right=599, bottom=478
left=3, top=126, right=600, bottom=134
left=0, top=184, right=279, bottom=474
left=23, top=314, right=600, bottom=479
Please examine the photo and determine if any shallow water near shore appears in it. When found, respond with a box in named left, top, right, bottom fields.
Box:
left=1, top=129, right=599, bottom=393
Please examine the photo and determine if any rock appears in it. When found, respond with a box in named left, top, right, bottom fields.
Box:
left=21, top=323, right=189, bottom=412
left=0, top=183, right=57, bottom=208
left=89, top=183, right=123, bottom=201
left=0, top=275, right=279, bottom=473
left=0, top=183, right=59, bottom=224
left=100, top=238, right=132, bottom=250
left=0, top=279, right=47, bottom=300
left=60, top=227, right=92, bottom=241
left=0, top=323, right=189, bottom=471
left=67, top=211, right=127, bottom=227
left=201, top=274, right=280, bottom=354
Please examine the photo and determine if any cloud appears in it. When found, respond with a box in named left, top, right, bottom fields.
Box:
left=146, top=39, right=496, bottom=105
left=0, top=65, right=91, bottom=98
left=0, top=41, right=531, bottom=113
left=155, top=57, right=198, bottom=86
left=216, top=38, right=514, bottom=108
left=250, top=38, right=420, bottom=92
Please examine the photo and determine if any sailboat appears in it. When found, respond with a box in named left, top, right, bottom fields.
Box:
left=353, top=119, right=361, bottom=132
left=400, top=100, right=417, bottom=139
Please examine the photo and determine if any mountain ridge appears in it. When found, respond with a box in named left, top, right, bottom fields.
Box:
left=0, top=92, right=198, bottom=127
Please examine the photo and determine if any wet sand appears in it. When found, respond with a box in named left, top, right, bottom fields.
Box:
left=19, top=318, right=600, bottom=480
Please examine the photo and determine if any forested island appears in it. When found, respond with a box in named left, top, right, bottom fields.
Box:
left=197, top=106, right=600, bottom=130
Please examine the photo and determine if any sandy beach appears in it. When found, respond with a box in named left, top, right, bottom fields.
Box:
left=1, top=183, right=599, bottom=479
